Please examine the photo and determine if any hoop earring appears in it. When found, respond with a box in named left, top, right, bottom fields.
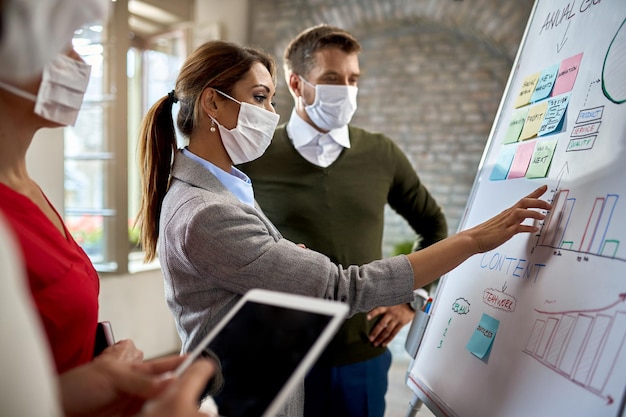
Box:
left=209, top=118, right=216, bottom=133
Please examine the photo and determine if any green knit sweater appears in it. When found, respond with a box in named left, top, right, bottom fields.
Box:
left=239, top=124, right=448, bottom=365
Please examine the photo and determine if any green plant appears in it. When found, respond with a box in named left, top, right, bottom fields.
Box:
left=391, top=240, right=415, bottom=256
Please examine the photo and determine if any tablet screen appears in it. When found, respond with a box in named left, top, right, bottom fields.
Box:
left=205, top=300, right=334, bottom=417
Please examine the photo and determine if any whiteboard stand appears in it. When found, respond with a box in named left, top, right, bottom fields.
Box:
left=404, top=290, right=431, bottom=417
left=405, top=393, right=424, bottom=417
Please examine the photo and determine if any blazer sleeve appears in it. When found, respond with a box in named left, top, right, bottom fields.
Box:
left=175, top=195, right=414, bottom=316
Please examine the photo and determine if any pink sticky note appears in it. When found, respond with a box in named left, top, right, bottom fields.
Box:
left=507, top=141, right=536, bottom=179
left=552, top=53, right=583, bottom=96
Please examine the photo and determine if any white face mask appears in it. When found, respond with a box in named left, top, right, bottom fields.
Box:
left=0, top=0, right=108, bottom=81
left=210, top=90, right=280, bottom=165
left=300, top=76, right=358, bottom=131
left=0, top=53, right=92, bottom=126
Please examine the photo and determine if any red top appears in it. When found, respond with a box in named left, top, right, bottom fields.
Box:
left=0, top=184, right=99, bottom=374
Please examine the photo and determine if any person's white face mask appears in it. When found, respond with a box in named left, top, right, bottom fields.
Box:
left=0, top=53, right=92, bottom=126
left=300, top=76, right=358, bottom=131
left=0, top=0, right=108, bottom=81
left=210, top=90, right=280, bottom=165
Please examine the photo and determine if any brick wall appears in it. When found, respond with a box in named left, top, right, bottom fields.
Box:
left=248, top=0, right=533, bottom=255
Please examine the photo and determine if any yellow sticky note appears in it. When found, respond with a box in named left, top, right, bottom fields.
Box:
left=519, top=101, right=548, bottom=141
left=514, top=72, right=540, bottom=108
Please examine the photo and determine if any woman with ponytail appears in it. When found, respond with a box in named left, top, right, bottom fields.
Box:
left=136, top=40, right=550, bottom=416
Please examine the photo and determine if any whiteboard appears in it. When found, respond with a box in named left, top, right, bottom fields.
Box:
left=407, top=1, right=626, bottom=417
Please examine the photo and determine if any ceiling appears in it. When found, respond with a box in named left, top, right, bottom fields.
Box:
left=128, top=0, right=192, bottom=38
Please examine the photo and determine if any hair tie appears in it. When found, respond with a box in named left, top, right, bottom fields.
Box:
left=168, top=90, right=178, bottom=103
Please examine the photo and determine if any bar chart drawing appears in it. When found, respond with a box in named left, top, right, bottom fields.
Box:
left=524, top=295, right=626, bottom=402
left=537, top=189, right=624, bottom=262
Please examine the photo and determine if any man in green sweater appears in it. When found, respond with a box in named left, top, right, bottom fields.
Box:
left=239, top=24, right=448, bottom=417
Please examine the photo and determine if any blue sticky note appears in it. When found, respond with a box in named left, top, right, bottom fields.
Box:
left=466, top=313, right=500, bottom=359
left=538, top=93, right=571, bottom=136
left=489, top=145, right=517, bottom=181
left=530, top=64, right=559, bottom=103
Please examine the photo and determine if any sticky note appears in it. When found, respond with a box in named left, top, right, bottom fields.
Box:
left=552, top=53, right=583, bottom=96
left=507, top=140, right=536, bottom=179
left=514, top=72, right=540, bottom=108
left=538, top=93, right=571, bottom=136
left=519, top=101, right=548, bottom=140
left=531, top=64, right=559, bottom=103
left=526, top=139, right=558, bottom=178
left=503, top=107, right=529, bottom=144
left=466, top=313, right=500, bottom=359
left=490, top=145, right=517, bottom=181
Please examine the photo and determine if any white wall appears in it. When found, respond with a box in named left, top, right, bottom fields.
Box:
left=194, top=0, right=249, bottom=45
left=97, top=269, right=181, bottom=358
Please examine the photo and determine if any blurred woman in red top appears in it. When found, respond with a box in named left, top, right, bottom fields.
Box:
left=0, top=47, right=102, bottom=373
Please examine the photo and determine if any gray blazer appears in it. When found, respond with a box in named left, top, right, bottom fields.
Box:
left=157, top=151, right=414, bottom=415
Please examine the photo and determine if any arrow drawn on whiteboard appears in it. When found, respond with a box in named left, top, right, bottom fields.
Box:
left=583, top=78, right=601, bottom=106
left=533, top=293, right=626, bottom=315
left=557, top=20, right=571, bottom=52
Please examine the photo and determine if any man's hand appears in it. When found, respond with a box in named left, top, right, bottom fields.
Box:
left=367, top=304, right=415, bottom=347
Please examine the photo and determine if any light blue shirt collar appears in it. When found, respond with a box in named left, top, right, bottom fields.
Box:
left=182, top=148, right=255, bottom=207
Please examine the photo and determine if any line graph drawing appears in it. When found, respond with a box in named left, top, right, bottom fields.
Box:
left=524, top=294, right=626, bottom=404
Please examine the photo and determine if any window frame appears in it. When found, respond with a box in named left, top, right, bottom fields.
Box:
left=64, top=0, right=190, bottom=274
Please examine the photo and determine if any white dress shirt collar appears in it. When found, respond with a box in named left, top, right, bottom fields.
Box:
left=286, top=109, right=351, bottom=167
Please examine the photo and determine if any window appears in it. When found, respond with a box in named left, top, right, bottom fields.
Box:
left=64, top=0, right=190, bottom=273
left=127, top=32, right=187, bottom=271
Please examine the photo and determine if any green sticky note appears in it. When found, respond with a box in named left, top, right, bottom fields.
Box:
left=526, top=138, right=558, bottom=179
left=503, top=107, right=529, bottom=144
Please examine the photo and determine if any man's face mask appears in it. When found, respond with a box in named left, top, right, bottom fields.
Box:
left=0, top=53, right=92, bottom=126
left=299, top=76, right=358, bottom=131
left=0, top=0, right=108, bottom=82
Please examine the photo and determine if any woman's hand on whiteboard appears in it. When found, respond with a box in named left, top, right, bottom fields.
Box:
left=406, top=185, right=551, bottom=290
left=464, top=184, right=552, bottom=253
